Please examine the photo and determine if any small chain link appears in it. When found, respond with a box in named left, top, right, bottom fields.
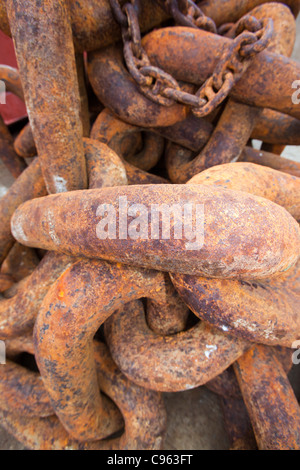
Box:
left=109, top=0, right=274, bottom=116
left=192, top=16, right=273, bottom=117
left=167, top=0, right=217, bottom=33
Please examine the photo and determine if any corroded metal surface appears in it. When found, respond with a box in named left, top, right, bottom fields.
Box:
left=1, top=343, right=166, bottom=450
left=33, top=259, right=174, bottom=440
left=105, top=300, right=249, bottom=392
left=188, top=162, right=300, bottom=220
left=166, top=100, right=261, bottom=182
left=0, top=158, right=46, bottom=264
left=0, top=66, right=26, bottom=177
left=171, top=259, right=300, bottom=346
left=11, top=185, right=300, bottom=279
left=240, top=146, right=300, bottom=177
left=0, top=0, right=169, bottom=52
left=200, top=0, right=300, bottom=25
left=87, top=45, right=188, bottom=128
left=234, top=345, right=300, bottom=450
left=0, top=0, right=299, bottom=451
left=5, top=0, right=87, bottom=194
left=142, top=27, right=300, bottom=119
left=13, top=123, right=36, bottom=159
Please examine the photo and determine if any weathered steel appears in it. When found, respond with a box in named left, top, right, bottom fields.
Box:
left=34, top=259, right=176, bottom=440
left=13, top=123, right=37, bottom=159
left=91, top=109, right=164, bottom=171
left=200, top=0, right=300, bottom=25
left=87, top=45, right=188, bottom=128
left=0, top=114, right=26, bottom=177
left=1, top=243, right=39, bottom=283
left=0, top=0, right=299, bottom=451
left=0, top=66, right=27, bottom=176
left=0, top=0, right=169, bottom=52
left=166, top=100, right=260, bottom=182
left=0, top=252, right=73, bottom=339
left=234, top=345, right=300, bottom=450
left=0, top=343, right=166, bottom=450
left=171, top=258, right=300, bottom=347
left=105, top=299, right=249, bottom=392
left=239, top=147, right=300, bottom=177
left=188, top=162, right=300, bottom=220
left=142, top=27, right=300, bottom=119
left=0, top=158, right=46, bottom=265
left=11, top=185, right=300, bottom=279
left=5, top=0, right=87, bottom=193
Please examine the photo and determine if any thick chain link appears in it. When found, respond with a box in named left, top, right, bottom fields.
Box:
left=110, top=0, right=273, bottom=116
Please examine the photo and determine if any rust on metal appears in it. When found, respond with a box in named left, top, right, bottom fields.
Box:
left=0, top=0, right=299, bottom=451
left=11, top=185, right=300, bottom=279
left=142, top=26, right=300, bottom=119
left=234, top=345, right=300, bottom=450
left=5, top=0, right=87, bottom=193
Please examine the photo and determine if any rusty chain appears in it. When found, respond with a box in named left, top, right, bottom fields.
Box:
left=109, top=0, right=273, bottom=115
left=155, top=0, right=217, bottom=32
left=193, top=15, right=274, bottom=117
left=0, top=0, right=300, bottom=452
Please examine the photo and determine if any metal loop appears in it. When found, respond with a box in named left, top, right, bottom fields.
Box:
left=111, top=1, right=272, bottom=117
left=240, top=18, right=274, bottom=58
left=123, top=41, right=152, bottom=86
left=109, top=0, right=128, bottom=27
left=140, top=65, right=180, bottom=90
left=124, top=3, right=142, bottom=58
left=193, top=71, right=234, bottom=117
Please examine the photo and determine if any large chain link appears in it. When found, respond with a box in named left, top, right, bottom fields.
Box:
left=109, top=0, right=273, bottom=116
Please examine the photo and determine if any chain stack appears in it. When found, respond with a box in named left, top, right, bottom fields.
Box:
left=0, top=0, right=299, bottom=450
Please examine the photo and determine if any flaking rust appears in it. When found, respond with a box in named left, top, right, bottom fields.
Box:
left=0, top=0, right=299, bottom=451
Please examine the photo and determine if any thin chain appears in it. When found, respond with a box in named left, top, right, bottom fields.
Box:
left=193, top=15, right=274, bottom=117
left=109, top=0, right=273, bottom=116
left=159, top=0, right=217, bottom=33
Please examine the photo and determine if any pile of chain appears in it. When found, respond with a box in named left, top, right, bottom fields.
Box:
left=0, top=0, right=300, bottom=450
